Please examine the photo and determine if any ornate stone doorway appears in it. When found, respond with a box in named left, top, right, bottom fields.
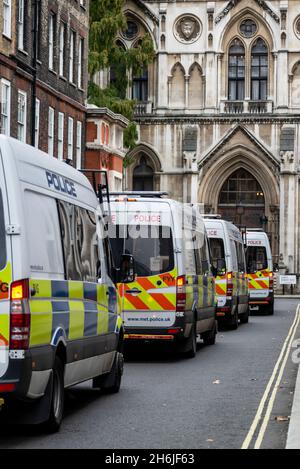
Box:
left=217, top=168, right=266, bottom=228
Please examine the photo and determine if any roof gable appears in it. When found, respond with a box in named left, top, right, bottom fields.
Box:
left=215, top=0, right=280, bottom=24
left=199, top=124, right=279, bottom=169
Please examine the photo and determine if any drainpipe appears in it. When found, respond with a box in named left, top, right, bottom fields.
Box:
left=31, top=0, right=38, bottom=147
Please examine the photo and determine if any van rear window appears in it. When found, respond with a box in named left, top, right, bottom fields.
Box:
left=0, top=189, right=6, bottom=271
left=110, top=225, right=174, bottom=276
left=209, top=238, right=225, bottom=271
left=246, top=246, right=268, bottom=271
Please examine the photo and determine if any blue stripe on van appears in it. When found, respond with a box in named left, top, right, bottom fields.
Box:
left=108, top=286, right=117, bottom=313
left=83, top=283, right=97, bottom=302
left=52, top=280, right=69, bottom=298
left=52, top=301, right=70, bottom=338
left=83, top=301, right=98, bottom=336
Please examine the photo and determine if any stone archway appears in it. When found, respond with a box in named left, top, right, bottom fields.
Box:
left=125, top=143, right=162, bottom=191
left=198, top=143, right=280, bottom=260
left=217, top=168, right=266, bottom=228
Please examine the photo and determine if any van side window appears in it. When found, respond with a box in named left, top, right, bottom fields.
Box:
left=195, top=231, right=210, bottom=274
left=184, top=229, right=197, bottom=276
left=230, top=239, right=238, bottom=271
left=74, top=207, right=100, bottom=282
left=235, top=241, right=246, bottom=272
left=0, top=189, right=6, bottom=271
left=24, top=191, right=64, bottom=276
left=57, top=201, right=100, bottom=282
left=209, top=238, right=225, bottom=271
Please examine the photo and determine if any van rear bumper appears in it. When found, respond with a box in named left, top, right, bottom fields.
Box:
left=0, top=346, right=54, bottom=400
left=216, top=297, right=237, bottom=318
left=249, top=292, right=274, bottom=306
left=124, top=324, right=187, bottom=342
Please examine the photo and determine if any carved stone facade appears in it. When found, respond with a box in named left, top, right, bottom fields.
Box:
left=115, top=0, right=300, bottom=279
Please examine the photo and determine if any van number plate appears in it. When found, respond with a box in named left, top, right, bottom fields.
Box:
left=9, top=350, right=24, bottom=359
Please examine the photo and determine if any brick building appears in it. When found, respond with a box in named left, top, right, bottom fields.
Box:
left=0, top=0, right=89, bottom=167
left=85, top=105, right=129, bottom=192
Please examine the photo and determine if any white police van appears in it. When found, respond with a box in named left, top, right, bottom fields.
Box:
left=0, top=136, right=134, bottom=431
left=110, top=193, right=217, bottom=357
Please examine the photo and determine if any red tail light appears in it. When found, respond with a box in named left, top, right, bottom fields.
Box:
left=10, top=279, right=30, bottom=350
left=269, top=272, right=273, bottom=290
left=226, top=272, right=233, bottom=296
left=0, top=383, right=15, bottom=393
left=176, top=275, right=186, bottom=312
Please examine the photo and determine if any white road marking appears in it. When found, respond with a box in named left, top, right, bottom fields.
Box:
left=242, top=304, right=300, bottom=449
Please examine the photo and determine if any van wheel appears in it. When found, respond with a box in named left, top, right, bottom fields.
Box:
left=93, top=352, right=124, bottom=394
left=181, top=322, right=197, bottom=358
left=44, top=357, right=64, bottom=433
left=228, top=308, right=239, bottom=330
left=265, top=302, right=274, bottom=316
left=202, top=322, right=217, bottom=346
left=240, top=307, right=250, bottom=324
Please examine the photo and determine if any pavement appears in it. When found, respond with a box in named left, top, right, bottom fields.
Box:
left=0, top=298, right=299, bottom=449
left=286, top=339, right=300, bottom=449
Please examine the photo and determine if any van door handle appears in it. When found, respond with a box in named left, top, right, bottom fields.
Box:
left=126, top=288, right=142, bottom=294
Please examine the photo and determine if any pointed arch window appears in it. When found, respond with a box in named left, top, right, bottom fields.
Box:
left=132, top=68, right=148, bottom=102
left=218, top=169, right=265, bottom=228
left=132, top=40, right=148, bottom=102
left=133, top=156, right=154, bottom=191
left=228, top=39, right=245, bottom=101
left=251, top=38, right=268, bottom=101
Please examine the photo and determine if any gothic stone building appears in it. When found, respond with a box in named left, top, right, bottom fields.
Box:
left=112, top=0, right=300, bottom=276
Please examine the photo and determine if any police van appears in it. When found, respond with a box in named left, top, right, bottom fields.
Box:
left=109, top=193, right=217, bottom=358
left=0, top=136, right=134, bottom=431
left=204, top=215, right=249, bottom=329
left=246, top=229, right=274, bottom=315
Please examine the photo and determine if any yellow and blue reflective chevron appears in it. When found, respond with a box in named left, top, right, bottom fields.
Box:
left=28, top=279, right=118, bottom=347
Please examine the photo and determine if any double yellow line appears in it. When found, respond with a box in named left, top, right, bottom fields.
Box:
left=242, top=304, right=300, bottom=449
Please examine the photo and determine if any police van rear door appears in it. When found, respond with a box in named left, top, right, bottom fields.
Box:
left=0, top=151, right=12, bottom=379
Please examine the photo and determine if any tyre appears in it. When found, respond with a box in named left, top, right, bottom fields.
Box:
left=44, top=356, right=64, bottom=433
left=180, top=322, right=197, bottom=358
left=202, top=321, right=217, bottom=346
left=228, top=308, right=239, bottom=330
left=265, top=302, right=274, bottom=316
left=93, top=352, right=124, bottom=394
left=240, top=306, right=250, bottom=324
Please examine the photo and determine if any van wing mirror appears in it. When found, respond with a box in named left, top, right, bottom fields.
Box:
left=119, top=254, right=135, bottom=284
left=216, top=258, right=226, bottom=276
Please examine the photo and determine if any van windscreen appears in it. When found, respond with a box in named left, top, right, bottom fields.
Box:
left=0, top=189, right=6, bottom=270
left=110, top=225, right=174, bottom=276
left=209, top=238, right=225, bottom=270
left=246, top=246, right=268, bottom=271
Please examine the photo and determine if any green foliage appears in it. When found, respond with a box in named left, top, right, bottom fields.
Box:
left=88, top=0, right=155, bottom=161
left=123, top=122, right=139, bottom=167
left=88, top=82, right=135, bottom=120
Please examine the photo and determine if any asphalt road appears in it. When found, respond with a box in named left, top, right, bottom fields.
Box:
left=0, top=298, right=299, bottom=449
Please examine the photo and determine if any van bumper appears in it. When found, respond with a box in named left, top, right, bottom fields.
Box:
left=216, top=297, right=236, bottom=318
left=249, top=293, right=274, bottom=307
left=123, top=314, right=190, bottom=342
left=0, top=346, right=54, bottom=401
left=124, top=326, right=186, bottom=342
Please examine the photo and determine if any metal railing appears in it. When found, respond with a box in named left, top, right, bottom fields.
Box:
left=220, top=100, right=273, bottom=114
